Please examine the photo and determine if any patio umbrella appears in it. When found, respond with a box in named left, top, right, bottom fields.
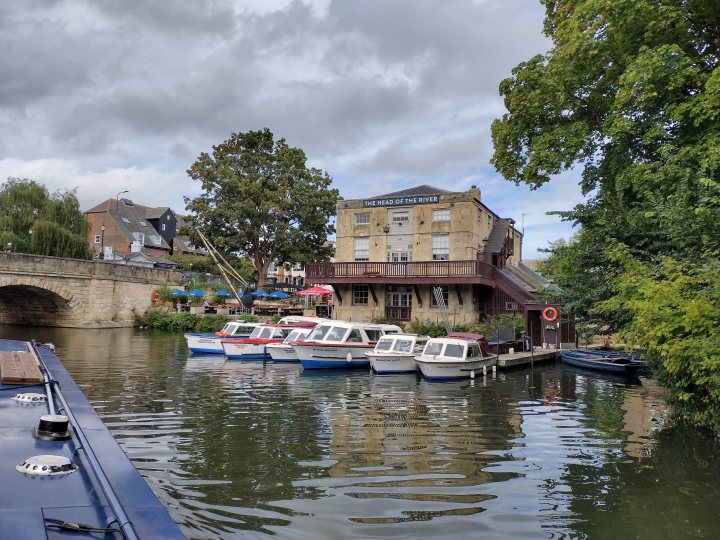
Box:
left=268, top=290, right=290, bottom=299
left=251, top=290, right=269, bottom=297
left=296, top=286, right=333, bottom=296
left=215, top=290, right=231, bottom=297
left=171, top=289, right=187, bottom=296
left=189, top=289, right=205, bottom=297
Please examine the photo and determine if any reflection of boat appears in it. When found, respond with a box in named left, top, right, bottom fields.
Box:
left=365, top=334, right=429, bottom=374
left=295, top=321, right=403, bottom=369
left=414, top=333, right=497, bottom=380
left=0, top=339, right=184, bottom=538
left=560, top=350, right=645, bottom=374
left=267, top=327, right=314, bottom=362
left=184, top=321, right=261, bottom=354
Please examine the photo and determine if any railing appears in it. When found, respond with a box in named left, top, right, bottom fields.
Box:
left=306, top=260, right=496, bottom=280
left=385, top=306, right=412, bottom=321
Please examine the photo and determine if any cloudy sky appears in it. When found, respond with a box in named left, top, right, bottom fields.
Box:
left=0, top=0, right=583, bottom=258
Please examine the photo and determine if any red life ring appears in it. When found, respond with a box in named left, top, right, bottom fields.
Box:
left=542, top=306, right=559, bottom=322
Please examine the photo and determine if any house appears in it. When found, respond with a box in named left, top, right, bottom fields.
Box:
left=305, top=185, right=551, bottom=343
left=172, top=216, right=207, bottom=256
left=84, top=198, right=174, bottom=263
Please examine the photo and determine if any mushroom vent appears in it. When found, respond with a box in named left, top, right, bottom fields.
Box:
left=12, top=393, right=47, bottom=405
left=16, top=455, right=77, bottom=476
left=32, top=414, right=71, bottom=441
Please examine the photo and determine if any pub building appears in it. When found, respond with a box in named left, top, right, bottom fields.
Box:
left=305, top=185, right=560, bottom=347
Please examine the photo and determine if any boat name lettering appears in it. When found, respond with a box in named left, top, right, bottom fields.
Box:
left=363, top=195, right=440, bottom=208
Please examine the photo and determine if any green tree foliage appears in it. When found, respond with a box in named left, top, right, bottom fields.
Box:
left=185, top=129, right=339, bottom=286
left=609, top=249, right=720, bottom=432
left=491, top=1, right=720, bottom=431
left=0, top=177, right=91, bottom=258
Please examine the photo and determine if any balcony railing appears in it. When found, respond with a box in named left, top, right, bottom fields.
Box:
left=306, top=260, right=496, bottom=281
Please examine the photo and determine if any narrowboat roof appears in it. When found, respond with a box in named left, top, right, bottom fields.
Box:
left=0, top=339, right=184, bottom=539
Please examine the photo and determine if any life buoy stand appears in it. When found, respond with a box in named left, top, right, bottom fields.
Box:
left=542, top=306, right=559, bottom=322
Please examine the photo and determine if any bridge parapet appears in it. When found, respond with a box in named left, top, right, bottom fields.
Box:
left=0, top=252, right=183, bottom=328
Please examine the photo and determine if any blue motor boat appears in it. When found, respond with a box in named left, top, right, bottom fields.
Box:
left=559, top=349, right=645, bottom=375
left=0, top=338, right=185, bottom=539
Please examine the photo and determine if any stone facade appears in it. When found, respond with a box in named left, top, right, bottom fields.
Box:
left=0, top=253, right=181, bottom=328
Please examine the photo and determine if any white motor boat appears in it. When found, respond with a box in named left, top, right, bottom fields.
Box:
left=365, top=334, right=429, bottom=374
left=222, top=322, right=317, bottom=360
left=184, top=321, right=261, bottom=354
left=294, top=321, right=402, bottom=369
left=266, top=327, right=315, bottom=362
left=414, top=332, right=497, bottom=380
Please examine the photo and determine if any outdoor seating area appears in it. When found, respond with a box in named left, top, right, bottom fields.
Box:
left=169, top=286, right=333, bottom=318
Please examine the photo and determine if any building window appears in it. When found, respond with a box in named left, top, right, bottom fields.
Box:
left=432, top=234, right=449, bottom=260
left=354, top=237, right=369, bottom=261
left=391, top=211, right=409, bottom=223
left=353, top=285, right=369, bottom=305
left=139, top=221, right=147, bottom=227
left=93, top=235, right=101, bottom=244
left=388, top=251, right=411, bottom=262
left=161, top=223, right=166, bottom=231
left=433, top=208, right=450, bottom=221
left=430, top=286, right=449, bottom=307
left=355, top=212, right=370, bottom=224
left=121, top=217, right=130, bottom=223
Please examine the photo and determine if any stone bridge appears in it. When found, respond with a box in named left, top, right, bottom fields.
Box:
left=0, top=253, right=181, bottom=328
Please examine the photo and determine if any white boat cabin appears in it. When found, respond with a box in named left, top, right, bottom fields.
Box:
left=372, top=334, right=428, bottom=355
left=305, top=322, right=402, bottom=345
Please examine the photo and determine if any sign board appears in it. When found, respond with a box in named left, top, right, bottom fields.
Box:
left=363, top=195, right=440, bottom=208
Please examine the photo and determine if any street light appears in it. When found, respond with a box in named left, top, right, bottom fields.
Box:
left=100, top=224, right=106, bottom=259
left=116, top=190, right=129, bottom=208
left=28, top=228, right=33, bottom=251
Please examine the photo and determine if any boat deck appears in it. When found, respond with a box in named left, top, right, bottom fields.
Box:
left=0, top=339, right=184, bottom=539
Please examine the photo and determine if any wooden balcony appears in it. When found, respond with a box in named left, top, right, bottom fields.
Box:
left=306, top=260, right=496, bottom=286
left=385, top=306, right=412, bottom=321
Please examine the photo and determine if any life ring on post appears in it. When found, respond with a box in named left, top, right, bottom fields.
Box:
left=542, top=306, right=559, bottom=322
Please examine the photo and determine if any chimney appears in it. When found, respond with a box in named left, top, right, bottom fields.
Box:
left=469, top=185, right=481, bottom=200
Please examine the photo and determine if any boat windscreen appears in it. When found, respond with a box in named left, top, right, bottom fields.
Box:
left=393, top=339, right=413, bottom=353
left=444, top=343, right=465, bottom=358
left=365, top=329, right=382, bottom=341
left=325, top=326, right=348, bottom=342
left=375, top=338, right=393, bottom=351
left=466, top=345, right=481, bottom=358
left=423, top=342, right=443, bottom=356
left=308, top=325, right=331, bottom=341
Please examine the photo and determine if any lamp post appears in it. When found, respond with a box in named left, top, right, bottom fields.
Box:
left=28, top=228, right=33, bottom=252
left=113, top=190, right=129, bottom=257
left=100, top=224, right=106, bottom=259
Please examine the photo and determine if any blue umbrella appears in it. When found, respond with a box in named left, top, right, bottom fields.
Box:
left=215, top=290, right=231, bottom=297
left=189, top=289, right=205, bottom=297
left=251, top=290, right=269, bottom=297
left=171, top=289, right=187, bottom=296
left=269, top=291, right=290, bottom=299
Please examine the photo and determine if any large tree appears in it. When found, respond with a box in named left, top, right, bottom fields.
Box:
left=0, top=177, right=91, bottom=259
left=185, top=129, right=339, bottom=286
left=491, top=1, right=720, bottom=430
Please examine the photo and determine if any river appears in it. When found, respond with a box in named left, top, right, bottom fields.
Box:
left=2, top=325, right=719, bottom=539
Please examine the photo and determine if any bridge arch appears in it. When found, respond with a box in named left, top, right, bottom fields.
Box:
left=0, top=278, right=82, bottom=326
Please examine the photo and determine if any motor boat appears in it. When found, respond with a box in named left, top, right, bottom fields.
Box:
left=365, top=333, right=429, bottom=374
left=414, top=332, right=497, bottom=380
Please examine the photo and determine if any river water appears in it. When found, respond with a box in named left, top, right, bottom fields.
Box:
left=2, top=325, right=719, bottom=539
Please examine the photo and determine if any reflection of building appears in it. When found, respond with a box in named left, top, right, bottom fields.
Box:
left=306, top=185, right=549, bottom=335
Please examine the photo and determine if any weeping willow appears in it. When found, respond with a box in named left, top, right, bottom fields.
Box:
left=0, top=177, right=91, bottom=259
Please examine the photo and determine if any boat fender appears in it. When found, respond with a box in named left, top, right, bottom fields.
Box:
left=542, top=306, right=559, bottom=322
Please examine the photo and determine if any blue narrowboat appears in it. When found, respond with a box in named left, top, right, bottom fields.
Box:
left=0, top=338, right=185, bottom=539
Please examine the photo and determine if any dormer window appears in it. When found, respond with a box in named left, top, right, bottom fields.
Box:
left=139, top=221, right=147, bottom=227
left=121, top=217, right=130, bottom=223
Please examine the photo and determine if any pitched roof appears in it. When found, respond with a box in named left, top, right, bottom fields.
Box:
left=144, top=206, right=171, bottom=219
left=367, top=185, right=451, bottom=199
left=85, top=198, right=171, bottom=251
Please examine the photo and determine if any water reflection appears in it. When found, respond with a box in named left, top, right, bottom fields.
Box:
left=1, top=325, right=718, bottom=539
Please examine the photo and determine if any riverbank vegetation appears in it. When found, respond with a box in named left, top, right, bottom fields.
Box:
left=492, top=1, right=720, bottom=433
left=135, top=309, right=258, bottom=332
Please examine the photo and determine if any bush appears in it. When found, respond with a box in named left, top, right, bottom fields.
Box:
left=135, top=309, right=257, bottom=332
left=197, top=314, right=230, bottom=332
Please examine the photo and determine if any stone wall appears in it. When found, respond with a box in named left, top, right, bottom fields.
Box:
left=0, top=253, right=181, bottom=328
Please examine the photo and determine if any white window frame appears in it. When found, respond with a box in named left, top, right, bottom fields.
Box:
left=432, top=234, right=449, bottom=260
left=354, top=237, right=369, bottom=261
left=433, top=208, right=450, bottom=221
left=391, top=211, right=410, bottom=223
left=430, top=285, right=449, bottom=308
left=93, top=235, right=101, bottom=244
left=161, top=223, right=166, bottom=231
left=353, top=285, right=369, bottom=305
left=355, top=212, right=370, bottom=224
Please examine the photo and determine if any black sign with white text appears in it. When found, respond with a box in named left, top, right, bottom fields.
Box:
left=363, top=195, right=440, bottom=208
